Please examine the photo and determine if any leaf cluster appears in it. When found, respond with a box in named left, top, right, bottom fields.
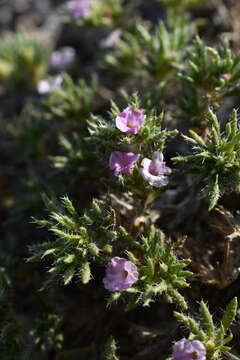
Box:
left=180, top=37, right=240, bottom=94
left=29, top=196, right=118, bottom=287
left=67, top=0, right=133, bottom=29
left=30, top=314, right=63, bottom=352
left=105, top=21, right=194, bottom=81
left=109, top=226, right=192, bottom=310
left=0, top=322, right=26, bottom=360
left=50, top=133, right=94, bottom=175
left=174, top=297, right=238, bottom=359
left=88, top=93, right=178, bottom=155
left=104, top=30, right=141, bottom=78
left=137, top=21, right=195, bottom=81
left=43, top=74, right=98, bottom=122
left=0, top=33, right=49, bottom=91
left=0, top=269, right=27, bottom=360
left=102, top=337, right=119, bottom=360
left=173, top=109, right=240, bottom=210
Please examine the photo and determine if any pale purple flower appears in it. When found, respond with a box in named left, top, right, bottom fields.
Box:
left=50, top=47, right=76, bottom=69
left=37, top=75, right=63, bottom=95
left=109, top=151, right=140, bottom=176
left=103, top=257, right=139, bottom=292
left=173, top=338, right=206, bottom=360
left=100, top=29, right=122, bottom=49
left=116, top=107, right=145, bottom=134
left=140, top=151, right=171, bottom=188
left=67, top=0, right=91, bottom=19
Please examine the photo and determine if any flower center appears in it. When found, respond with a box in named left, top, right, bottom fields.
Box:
left=149, top=163, right=161, bottom=176
left=123, top=270, right=128, bottom=278
left=149, top=167, right=160, bottom=176
left=127, top=122, right=135, bottom=129
left=191, top=352, right=198, bottom=359
left=149, top=160, right=164, bottom=176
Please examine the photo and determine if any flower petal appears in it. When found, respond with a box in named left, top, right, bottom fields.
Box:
left=141, top=158, right=151, bottom=169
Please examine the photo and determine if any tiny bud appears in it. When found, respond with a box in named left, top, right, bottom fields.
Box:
left=205, top=339, right=215, bottom=352
left=106, top=230, right=117, bottom=241
left=103, top=245, right=113, bottom=254
left=222, top=73, right=230, bottom=81
left=88, top=243, right=100, bottom=256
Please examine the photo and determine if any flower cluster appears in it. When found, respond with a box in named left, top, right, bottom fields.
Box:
left=108, top=107, right=172, bottom=188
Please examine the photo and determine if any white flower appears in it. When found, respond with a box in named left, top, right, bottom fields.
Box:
left=100, top=29, right=122, bottom=49
left=37, top=75, right=63, bottom=95
left=140, top=152, right=172, bottom=188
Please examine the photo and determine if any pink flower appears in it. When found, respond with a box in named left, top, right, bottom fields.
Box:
left=103, top=257, right=139, bottom=292
left=109, top=151, right=140, bottom=176
left=116, top=107, right=145, bottom=134
left=140, top=151, right=171, bottom=188
left=50, top=47, right=76, bottom=69
left=67, top=0, right=91, bottom=19
left=173, top=338, right=206, bottom=360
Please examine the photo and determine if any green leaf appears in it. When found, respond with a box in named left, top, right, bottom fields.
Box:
left=63, top=254, right=75, bottom=264
left=41, top=248, right=56, bottom=259
left=189, top=130, right=206, bottom=147
left=102, top=337, right=119, bottom=360
left=63, top=266, right=75, bottom=285
left=221, top=297, right=238, bottom=331
left=199, top=301, right=215, bottom=336
left=208, top=175, right=220, bottom=211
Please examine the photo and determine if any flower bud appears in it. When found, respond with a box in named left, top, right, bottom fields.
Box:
left=103, top=245, right=113, bottom=254
left=88, top=243, right=100, bottom=256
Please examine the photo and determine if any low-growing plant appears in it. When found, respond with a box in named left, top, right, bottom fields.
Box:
left=50, top=133, right=94, bottom=175
left=105, top=20, right=195, bottom=82
left=108, top=225, right=192, bottom=310
left=29, top=196, right=118, bottom=287
left=0, top=33, right=49, bottom=91
left=179, top=38, right=240, bottom=122
left=29, top=196, right=192, bottom=310
left=2, top=0, right=240, bottom=359
left=88, top=93, right=178, bottom=153
left=42, top=74, right=98, bottom=122
left=173, top=109, right=240, bottom=210
left=30, top=314, right=63, bottom=352
left=66, top=0, right=138, bottom=28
